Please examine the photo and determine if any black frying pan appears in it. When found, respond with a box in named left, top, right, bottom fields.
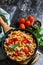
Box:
left=0, top=17, right=38, bottom=64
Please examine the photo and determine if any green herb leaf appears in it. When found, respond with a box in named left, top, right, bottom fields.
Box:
left=39, top=39, right=43, bottom=45
left=9, top=44, right=19, bottom=50
left=27, top=27, right=43, bottom=45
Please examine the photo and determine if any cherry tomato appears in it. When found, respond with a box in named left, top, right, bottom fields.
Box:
left=23, top=48, right=28, bottom=54
left=28, top=16, right=34, bottom=22
left=19, top=23, right=25, bottom=29
left=22, top=39, right=28, bottom=44
left=25, top=20, right=31, bottom=27
left=6, top=40, right=14, bottom=45
left=19, top=18, right=25, bottom=24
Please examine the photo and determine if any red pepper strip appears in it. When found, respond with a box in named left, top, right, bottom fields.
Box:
left=23, top=48, right=29, bottom=54
left=22, top=39, right=28, bottom=44
left=13, top=38, right=18, bottom=42
left=14, top=52, right=19, bottom=56
left=6, top=40, right=14, bottom=45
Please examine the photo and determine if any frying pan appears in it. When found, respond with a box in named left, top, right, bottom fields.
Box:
left=0, top=17, right=38, bottom=64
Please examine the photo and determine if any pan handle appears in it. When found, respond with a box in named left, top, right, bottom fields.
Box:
left=0, top=17, right=14, bottom=48
left=0, top=17, right=13, bottom=33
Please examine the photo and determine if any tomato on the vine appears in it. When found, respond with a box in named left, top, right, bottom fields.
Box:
left=19, top=23, right=25, bottom=29
left=19, top=17, right=25, bottom=24
left=25, top=20, right=31, bottom=27
left=28, top=16, right=34, bottom=22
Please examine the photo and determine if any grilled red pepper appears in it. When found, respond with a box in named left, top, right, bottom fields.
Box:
left=6, top=40, right=14, bottom=45
left=13, top=38, right=18, bottom=42
left=6, top=38, right=18, bottom=45
left=22, top=39, right=28, bottom=44
left=14, top=52, right=19, bottom=56
left=23, top=48, right=29, bottom=54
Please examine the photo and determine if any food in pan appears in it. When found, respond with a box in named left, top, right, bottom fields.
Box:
left=4, top=30, right=36, bottom=61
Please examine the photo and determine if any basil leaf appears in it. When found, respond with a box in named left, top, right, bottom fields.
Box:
left=9, top=44, right=19, bottom=50
left=39, top=39, right=43, bottom=45
left=27, top=27, right=43, bottom=45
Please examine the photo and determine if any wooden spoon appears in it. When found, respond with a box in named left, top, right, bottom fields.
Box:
left=0, top=17, right=13, bottom=33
